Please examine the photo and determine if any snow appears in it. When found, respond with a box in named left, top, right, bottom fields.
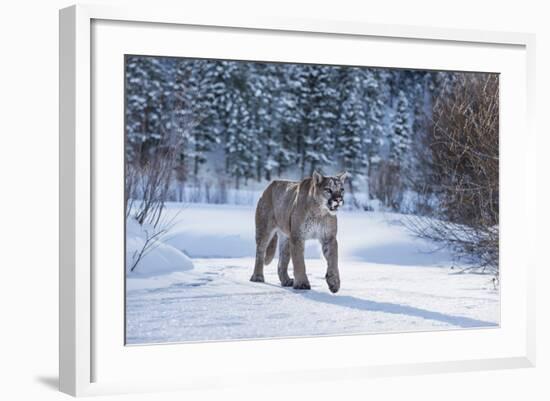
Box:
left=162, top=203, right=321, bottom=259
left=126, top=203, right=499, bottom=344
left=126, top=218, right=193, bottom=277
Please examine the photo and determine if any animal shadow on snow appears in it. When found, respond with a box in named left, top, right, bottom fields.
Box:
left=298, top=290, right=495, bottom=329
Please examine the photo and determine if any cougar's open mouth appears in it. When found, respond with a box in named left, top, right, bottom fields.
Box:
left=328, top=199, right=343, bottom=212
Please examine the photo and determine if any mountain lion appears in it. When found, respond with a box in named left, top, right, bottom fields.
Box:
left=250, top=171, right=349, bottom=293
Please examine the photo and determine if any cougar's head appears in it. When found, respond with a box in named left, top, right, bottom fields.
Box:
left=312, top=171, right=350, bottom=214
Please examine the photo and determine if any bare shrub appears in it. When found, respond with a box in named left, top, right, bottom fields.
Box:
left=128, top=211, right=181, bottom=272
left=129, top=223, right=168, bottom=273
left=125, top=162, right=138, bottom=219
left=133, top=153, right=174, bottom=227
left=404, top=73, right=499, bottom=272
left=126, top=104, right=195, bottom=227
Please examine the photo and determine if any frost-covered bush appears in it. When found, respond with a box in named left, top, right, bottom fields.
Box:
left=405, top=74, right=499, bottom=272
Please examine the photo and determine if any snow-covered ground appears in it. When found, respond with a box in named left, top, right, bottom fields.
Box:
left=126, top=203, right=499, bottom=344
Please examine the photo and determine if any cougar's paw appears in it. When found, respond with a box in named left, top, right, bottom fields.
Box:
left=293, top=280, right=311, bottom=290
left=326, top=273, right=340, bottom=294
left=280, top=277, right=294, bottom=287
left=250, top=273, right=265, bottom=283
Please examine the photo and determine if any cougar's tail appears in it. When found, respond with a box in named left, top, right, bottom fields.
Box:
left=264, top=234, right=278, bottom=265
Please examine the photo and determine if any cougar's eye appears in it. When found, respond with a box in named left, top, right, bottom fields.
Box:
left=324, top=188, right=332, bottom=194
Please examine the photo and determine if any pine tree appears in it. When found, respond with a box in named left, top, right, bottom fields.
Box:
left=225, top=90, right=257, bottom=188
left=244, top=62, right=282, bottom=182
left=304, top=65, right=340, bottom=176
left=337, top=67, right=369, bottom=202
left=125, top=56, right=172, bottom=164
left=170, top=58, right=201, bottom=197
left=275, top=64, right=303, bottom=175
left=261, top=63, right=287, bottom=181
left=362, top=69, right=386, bottom=200
left=222, top=62, right=258, bottom=188
left=184, top=59, right=230, bottom=180
left=286, top=64, right=310, bottom=176
left=389, top=89, right=412, bottom=169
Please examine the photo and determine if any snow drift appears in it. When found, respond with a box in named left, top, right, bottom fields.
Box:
left=126, top=218, right=193, bottom=277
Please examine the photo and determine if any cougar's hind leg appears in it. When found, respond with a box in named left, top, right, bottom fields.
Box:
left=277, top=234, right=293, bottom=287
left=250, top=205, right=275, bottom=283
left=290, top=236, right=310, bottom=290
left=250, top=230, right=275, bottom=282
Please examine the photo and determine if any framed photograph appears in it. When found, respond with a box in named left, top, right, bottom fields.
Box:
left=59, top=4, right=536, bottom=396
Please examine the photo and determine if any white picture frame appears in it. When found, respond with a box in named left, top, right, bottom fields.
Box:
left=59, top=3, right=536, bottom=397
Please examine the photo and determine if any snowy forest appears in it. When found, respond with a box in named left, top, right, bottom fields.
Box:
left=125, top=55, right=499, bottom=273
left=125, top=56, right=444, bottom=207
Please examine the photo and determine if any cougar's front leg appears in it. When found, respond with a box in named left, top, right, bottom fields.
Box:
left=290, top=235, right=310, bottom=290
left=322, top=237, right=340, bottom=293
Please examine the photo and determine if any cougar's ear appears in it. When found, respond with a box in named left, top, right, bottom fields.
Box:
left=312, top=170, right=323, bottom=184
left=337, top=171, right=350, bottom=183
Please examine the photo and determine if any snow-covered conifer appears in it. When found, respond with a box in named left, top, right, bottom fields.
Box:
left=389, top=89, right=412, bottom=169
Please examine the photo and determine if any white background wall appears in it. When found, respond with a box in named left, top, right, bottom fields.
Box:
left=0, top=0, right=547, bottom=399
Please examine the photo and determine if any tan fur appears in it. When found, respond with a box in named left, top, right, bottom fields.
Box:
left=264, top=235, right=278, bottom=265
left=250, top=172, right=348, bottom=293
